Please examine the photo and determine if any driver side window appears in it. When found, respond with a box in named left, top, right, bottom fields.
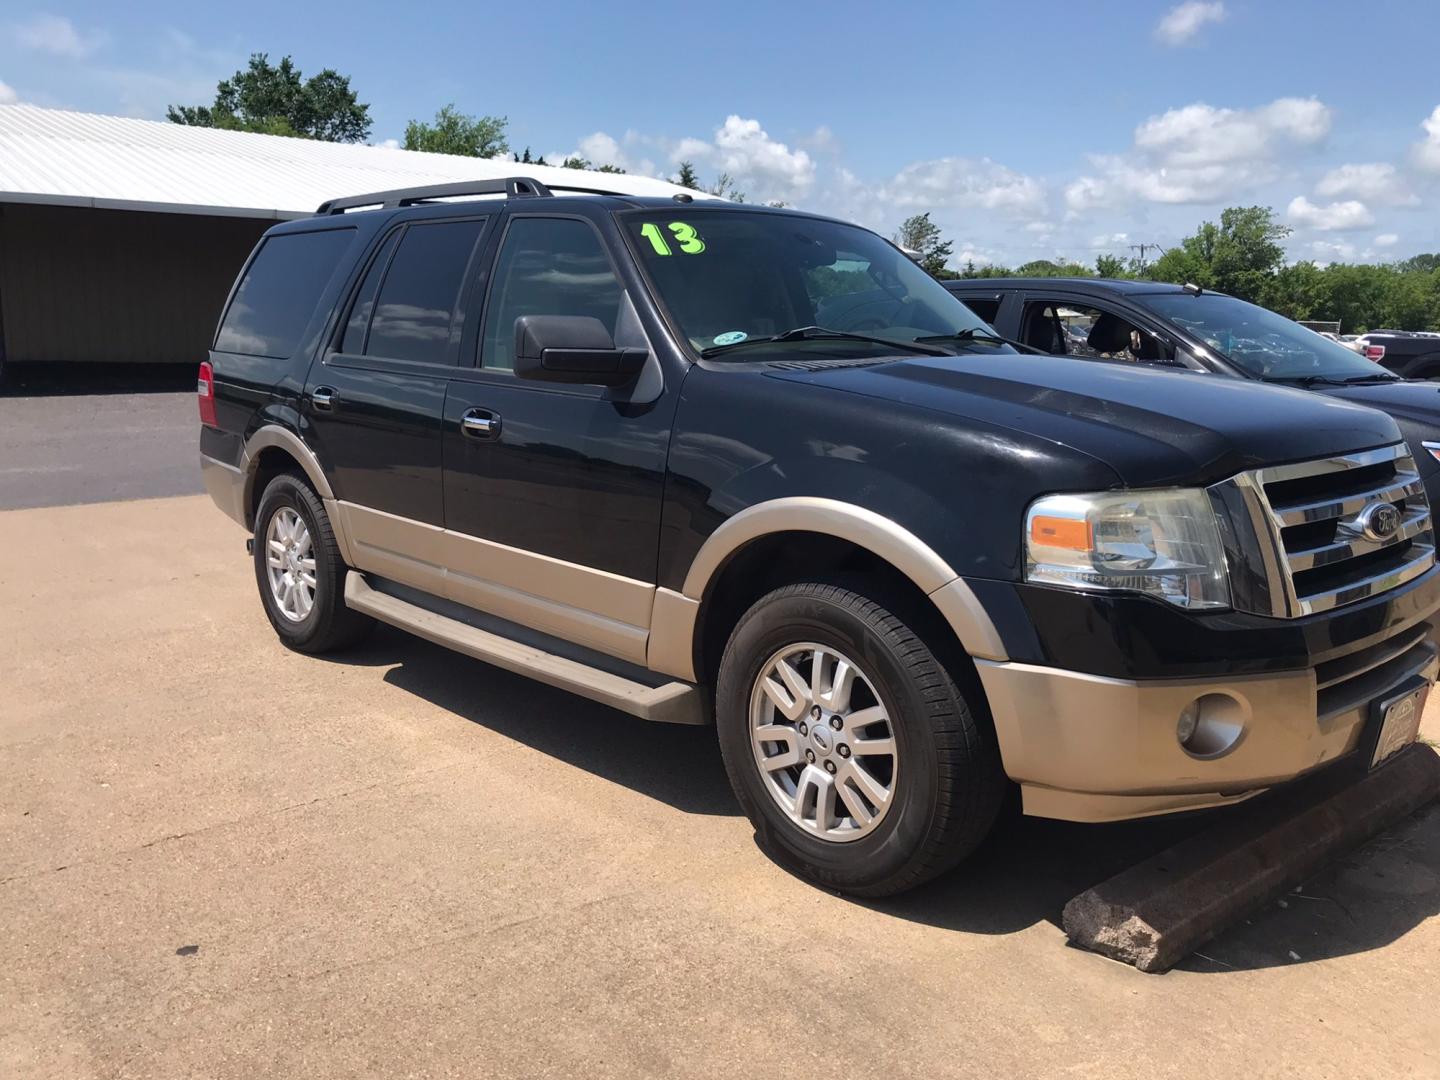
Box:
left=482, top=217, right=622, bottom=371
left=1021, top=300, right=1171, bottom=363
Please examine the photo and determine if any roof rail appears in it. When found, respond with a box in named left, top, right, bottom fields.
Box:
left=315, top=177, right=553, bottom=215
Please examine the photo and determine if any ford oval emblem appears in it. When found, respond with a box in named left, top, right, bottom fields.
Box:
left=1356, top=501, right=1404, bottom=542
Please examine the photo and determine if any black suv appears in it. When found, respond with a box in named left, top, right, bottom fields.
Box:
left=944, top=278, right=1440, bottom=506
left=200, top=178, right=1440, bottom=897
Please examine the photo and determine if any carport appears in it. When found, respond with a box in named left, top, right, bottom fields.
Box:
left=0, top=104, right=690, bottom=376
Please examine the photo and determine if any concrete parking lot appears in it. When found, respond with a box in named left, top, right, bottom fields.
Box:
left=2, top=390, right=1439, bottom=1078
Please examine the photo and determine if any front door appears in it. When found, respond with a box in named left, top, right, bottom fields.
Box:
left=305, top=214, right=489, bottom=594
left=440, top=213, right=678, bottom=663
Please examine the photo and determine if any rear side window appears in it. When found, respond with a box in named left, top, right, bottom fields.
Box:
left=482, top=218, right=622, bottom=371
left=364, top=220, right=485, bottom=365
left=340, top=230, right=402, bottom=354
left=216, top=229, right=354, bottom=357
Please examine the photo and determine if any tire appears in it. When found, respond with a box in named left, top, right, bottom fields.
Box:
left=715, top=582, right=1005, bottom=898
left=252, top=472, right=374, bottom=654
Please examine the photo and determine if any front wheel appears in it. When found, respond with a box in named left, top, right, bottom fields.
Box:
left=715, top=582, right=1005, bottom=897
left=253, top=473, right=374, bottom=654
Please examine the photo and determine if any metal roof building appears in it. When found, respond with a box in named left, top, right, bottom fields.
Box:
left=0, top=104, right=699, bottom=374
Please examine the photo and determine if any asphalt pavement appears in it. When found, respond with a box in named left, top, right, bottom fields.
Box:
left=0, top=390, right=199, bottom=510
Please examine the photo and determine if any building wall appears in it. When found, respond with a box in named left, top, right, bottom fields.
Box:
left=0, top=203, right=268, bottom=365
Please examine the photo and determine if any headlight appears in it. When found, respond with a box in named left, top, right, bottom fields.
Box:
left=1024, top=488, right=1230, bottom=610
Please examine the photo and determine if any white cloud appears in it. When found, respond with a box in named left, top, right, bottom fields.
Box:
left=1309, top=239, right=1358, bottom=264
left=1067, top=97, right=1331, bottom=211
left=710, top=115, right=814, bottom=190
left=1374, top=233, right=1399, bottom=248
left=876, top=156, right=1047, bottom=219
left=1414, top=105, right=1440, bottom=173
left=376, top=137, right=400, bottom=150
left=0, top=79, right=17, bottom=104
left=1315, top=162, right=1418, bottom=206
left=1287, top=195, right=1375, bottom=231
left=1155, top=2, right=1227, bottom=45
left=659, top=116, right=814, bottom=200
left=1133, top=98, right=1330, bottom=166
left=1090, top=232, right=1129, bottom=249
left=14, top=14, right=102, bottom=59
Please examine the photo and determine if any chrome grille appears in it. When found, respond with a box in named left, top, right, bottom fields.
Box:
left=1220, top=443, right=1436, bottom=618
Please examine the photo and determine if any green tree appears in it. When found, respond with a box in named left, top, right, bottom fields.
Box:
left=1017, top=259, right=1091, bottom=278
left=675, top=161, right=701, bottom=190
left=168, top=53, right=370, bottom=142
left=403, top=105, right=508, bottom=157
left=1260, top=261, right=1332, bottom=322
left=709, top=172, right=746, bottom=202
left=560, top=155, right=626, bottom=174
left=1148, top=206, right=1290, bottom=302
left=512, top=146, right=547, bottom=165
left=1094, top=253, right=1128, bottom=279
left=893, top=212, right=954, bottom=277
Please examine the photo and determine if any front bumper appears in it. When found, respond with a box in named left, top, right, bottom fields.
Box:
left=978, top=629, right=1439, bottom=823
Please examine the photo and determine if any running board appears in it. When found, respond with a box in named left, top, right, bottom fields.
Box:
left=344, top=573, right=706, bottom=725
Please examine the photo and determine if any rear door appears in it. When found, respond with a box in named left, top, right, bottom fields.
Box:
left=304, top=212, right=490, bottom=594
left=438, top=211, right=677, bottom=663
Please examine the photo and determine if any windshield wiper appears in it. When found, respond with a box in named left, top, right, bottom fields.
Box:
left=916, top=328, right=1044, bottom=354
left=1337, top=373, right=1403, bottom=385
left=700, top=325, right=951, bottom=359
left=1270, top=373, right=1400, bottom=387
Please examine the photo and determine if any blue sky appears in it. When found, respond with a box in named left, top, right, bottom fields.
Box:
left=3, top=1, right=1440, bottom=266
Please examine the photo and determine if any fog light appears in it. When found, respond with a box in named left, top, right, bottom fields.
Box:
left=1176, top=701, right=1200, bottom=745
left=1177, top=693, right=1246, bottom=758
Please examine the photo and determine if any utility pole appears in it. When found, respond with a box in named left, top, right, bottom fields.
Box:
left=1129, top=242, right=1165, bottom=271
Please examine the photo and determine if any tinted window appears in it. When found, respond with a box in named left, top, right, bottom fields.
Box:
left=366, top=219, right=485, bottom=365
left=215, top=229, right=353, bottom=357
left=340, top=230, right=401, bottom=354
left=958, top=297, right=1000, bottom=323
left=482, top=218, right=622, bottom=370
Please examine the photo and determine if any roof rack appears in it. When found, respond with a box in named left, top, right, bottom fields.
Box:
left=316, top=177, right=553, bottom=215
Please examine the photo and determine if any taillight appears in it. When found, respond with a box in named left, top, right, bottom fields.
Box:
left=198, top=361, right=218, bottom=428
left=1364, top=344, right=1386, bottom=363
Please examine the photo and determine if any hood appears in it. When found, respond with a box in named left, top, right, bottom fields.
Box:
left=1317, top=380, right=1440, bottom=428
left=1317, top=380, right=1440, bottom=486
left=766, top=354, right=1402, bottom=488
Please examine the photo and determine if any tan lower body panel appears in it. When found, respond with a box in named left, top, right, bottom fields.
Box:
left=344, top=574, right=704, bottom=725
left=336, top=501, right=654, bottom=665
left=200, top=454, right=246, bottom=528
left=977, top=658, right=1356, bottom=824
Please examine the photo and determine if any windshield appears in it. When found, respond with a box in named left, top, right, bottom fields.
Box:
left=1136, top=292, right=1393, bottom=382
left=621, top=209, right=996, bottom=357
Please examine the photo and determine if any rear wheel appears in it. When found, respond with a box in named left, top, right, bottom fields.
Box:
left=715, top=582, right=1005, bottom=897
left=253, top=473, right=373, bottom=654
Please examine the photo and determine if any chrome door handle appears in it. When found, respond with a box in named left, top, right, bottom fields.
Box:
left=311, top=386, right=337, bottom=412
left=460, top=409, right=501, bottom=439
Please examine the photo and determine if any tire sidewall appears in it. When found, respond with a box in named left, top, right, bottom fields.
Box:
left=253, top=475, right=336, bottom=648
left=716, top=589, right=945, bottom=890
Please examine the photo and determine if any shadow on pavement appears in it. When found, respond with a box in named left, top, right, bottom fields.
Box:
left=329, top=625, right=1440, bottom=963
left=352, top=625, right=738, bottom=818
left=0, top=362, right=194, bottom=396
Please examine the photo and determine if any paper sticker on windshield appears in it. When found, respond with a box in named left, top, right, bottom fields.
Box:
left=713, top=331, right=747, bottom=346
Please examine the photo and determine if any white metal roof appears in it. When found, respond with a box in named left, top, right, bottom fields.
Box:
left=0, top=104, right=710, bottom=219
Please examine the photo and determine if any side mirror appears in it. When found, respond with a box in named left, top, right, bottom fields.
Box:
left=514, top=315, right=648, bottom=387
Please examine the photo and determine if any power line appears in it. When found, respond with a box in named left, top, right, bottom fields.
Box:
left=1129, top=242, right=1167, bottom=270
